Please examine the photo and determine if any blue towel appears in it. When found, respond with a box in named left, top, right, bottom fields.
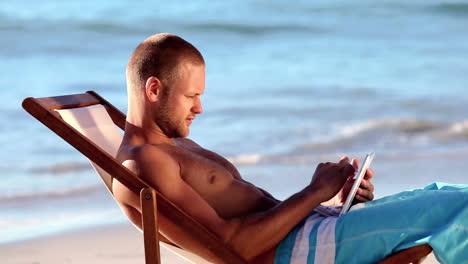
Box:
left=274, top=183, right=468, bottom=264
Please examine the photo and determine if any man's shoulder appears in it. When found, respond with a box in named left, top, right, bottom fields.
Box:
left=125, top=143, right=175, bottom=162
left=119, top=143, right=186, bottom=190
left=119, top=143, right=179, bottom=174
left=175, top=137, right=202, bottom=148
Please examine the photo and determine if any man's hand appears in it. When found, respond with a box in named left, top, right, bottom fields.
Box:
left=320, top=157, right=375, bottom=207
left=309, top=156, right=356, bottom=203
left=340, top=158, right=375, bottom=205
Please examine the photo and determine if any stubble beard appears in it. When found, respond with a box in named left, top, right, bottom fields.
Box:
left=155, top=100, right=189, bottom=138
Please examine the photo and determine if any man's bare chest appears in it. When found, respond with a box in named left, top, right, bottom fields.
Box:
left=164, top=143, right=237, bottom=196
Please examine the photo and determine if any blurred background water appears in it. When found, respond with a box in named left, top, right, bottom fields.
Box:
left=1, top=0, right=467, bottom=244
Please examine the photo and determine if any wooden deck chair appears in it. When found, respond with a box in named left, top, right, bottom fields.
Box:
left=22, top=91, right=433, bottom=264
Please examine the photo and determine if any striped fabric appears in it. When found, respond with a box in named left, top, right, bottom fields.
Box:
left=275, top=183, right=468, bottom=264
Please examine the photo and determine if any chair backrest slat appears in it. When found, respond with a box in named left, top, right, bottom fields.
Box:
left=32, top=93, right=101, bottom=110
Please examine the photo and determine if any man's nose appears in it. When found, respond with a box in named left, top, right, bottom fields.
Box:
left=192, top=97, right=203, bottom=114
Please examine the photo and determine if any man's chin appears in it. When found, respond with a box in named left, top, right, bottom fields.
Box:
left=175, top=128, right=190, bottom=138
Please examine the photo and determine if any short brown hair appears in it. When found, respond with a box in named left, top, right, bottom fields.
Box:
left=126, top=33, right=204, bottom=92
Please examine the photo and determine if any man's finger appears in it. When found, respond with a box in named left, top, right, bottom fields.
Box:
left=351, top=158, right=359, bottom=170
left=342, top=163, right=355, bottom=176
left=356, top=189, right=374, bottom=201
left=354, top=193, right=370, bottom=202
left=340, top=156, right=350, bottom=164
left=364, top=168, right=374, bottom=180
left=360, top=179, right=375, bottom=192
left=356, top=189, right=371, bottom=201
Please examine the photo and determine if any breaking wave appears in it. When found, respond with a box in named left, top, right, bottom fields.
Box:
left=226, top=118, right=468, bottom=166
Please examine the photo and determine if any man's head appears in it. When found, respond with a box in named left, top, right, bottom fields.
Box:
left=126, top=33, right=205, bottom=138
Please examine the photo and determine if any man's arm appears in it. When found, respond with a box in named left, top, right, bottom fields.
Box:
left=256, top=187, right=281, bottom=203
left=134, top=145, right=355, bottom=260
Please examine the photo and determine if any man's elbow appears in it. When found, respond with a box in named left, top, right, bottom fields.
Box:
left=221, top=221, right=264, bottom=261
left=239, top=247, right=264, bottom=262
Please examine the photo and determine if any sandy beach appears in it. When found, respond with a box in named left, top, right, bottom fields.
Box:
left=0, top=222, right=440, bottom=264
left=0, top=223, right=190, bottom=264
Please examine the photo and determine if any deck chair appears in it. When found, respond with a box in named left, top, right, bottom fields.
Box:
left=22, top=91, right=433, bottom=264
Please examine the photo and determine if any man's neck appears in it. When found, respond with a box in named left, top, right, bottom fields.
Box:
left=124, top=118, right=175, bottom=146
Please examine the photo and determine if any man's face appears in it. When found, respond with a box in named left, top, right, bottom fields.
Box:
left=154, top=62, right=205, bottom=138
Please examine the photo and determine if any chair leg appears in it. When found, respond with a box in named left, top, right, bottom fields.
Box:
left=141, top=188, right=161, bottom=264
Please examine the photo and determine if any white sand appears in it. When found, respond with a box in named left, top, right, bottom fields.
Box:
left=0, top=223, right=190, bottom=264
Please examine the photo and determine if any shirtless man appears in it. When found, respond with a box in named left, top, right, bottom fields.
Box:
left=114, top=33, right=375, bottom=263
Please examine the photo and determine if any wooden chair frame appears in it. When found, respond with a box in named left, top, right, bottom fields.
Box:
left=22, top=91, right=432, bottom=264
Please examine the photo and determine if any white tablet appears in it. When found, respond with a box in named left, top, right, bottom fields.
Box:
left=339, top=152, right=375, bottom=216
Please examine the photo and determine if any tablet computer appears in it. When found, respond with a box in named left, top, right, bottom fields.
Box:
left=339, top=152, right=375, bottom=216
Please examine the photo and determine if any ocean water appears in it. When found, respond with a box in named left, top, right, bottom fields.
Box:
left=1, top=0, right=468, bottom=244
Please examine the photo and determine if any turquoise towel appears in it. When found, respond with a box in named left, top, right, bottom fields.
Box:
left=274, top=183, right=468, bottom=264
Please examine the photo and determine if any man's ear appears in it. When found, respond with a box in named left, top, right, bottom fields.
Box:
left=145, top=76, right=162, bottom=102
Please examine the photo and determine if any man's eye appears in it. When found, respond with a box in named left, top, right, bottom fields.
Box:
left=186, top=95, right=195, bottom=98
